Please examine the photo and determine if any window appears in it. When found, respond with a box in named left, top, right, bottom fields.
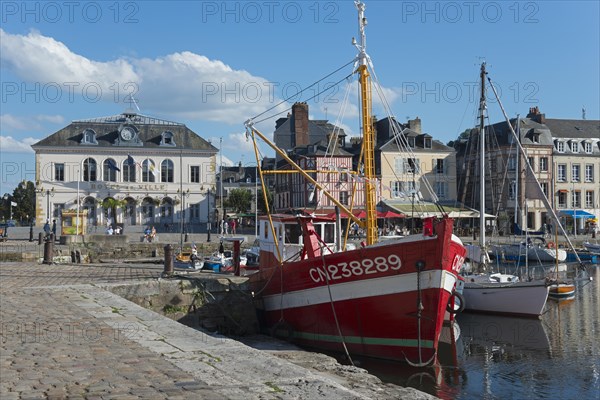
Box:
left=160, top=131, right=176, bottom=146
left=339, top=169, right=348, bottom=182
left=509, top=181, right=516, bottom=200
left=394, top=158, right=404, bottom=174
left=435, top=159, right=444, bottom=174
left=572, top=164, right=580, bottom=182
left=571, top=141, right=579, bottom=153
left=585, top=164, right=594, bottom=182
left=407, top=158, right=419, bottom=174
left=435, top=182, right=447, bottom=199
left=392, top=181, right=402, bottom=197
left=408, top=137, right=415, bottom=147
left=572, top=191, right=581, bottom=208
left=584, top=142, right=593, bottom=153
left=190, top=166, right=200, bottom=183
left=540, top=182, right=549, bottom=197
left=540, top=157, right=548, bottom=172
left=556, top=141, right=565, bottom=153
left=54, top=163, right=64, bottom=181
left=508, top=156, right=516, bottom=171
left=81, top=129, right=98, bottom=145
left=532, top=133, right=540, bottom=143
left=558, top=191, right=567, bottom=208
left=585, top=191, right=594, bottom=208
left=103, top=159, right=118, bottom=182
left=339, top=191, right=348, bottom=205
left=528, top=157, right=535, bottom=172
left=83, top=158, right=97, bottom=181
left=53, top=203, right=65, bottom=219
left=190, top=203, right=201, bottom=221
left=123, top=160, right=136, bottom=182
left=557, top=164, right=566, bottom=182
left=161, top=159, right=174, bottom=183
left=490, top=159, right=497, bottom=173
left=142, top=159, right=156, bottom=183
left=424, top=138, right=432, bottom=148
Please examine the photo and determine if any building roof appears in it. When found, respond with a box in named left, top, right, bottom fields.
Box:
left=543, top=119, right=600, bottom=140
left=273, top=117, right=346, bottom=151
left=31, top=110, right=217, bottom=152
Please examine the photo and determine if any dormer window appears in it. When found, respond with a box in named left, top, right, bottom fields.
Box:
left=584, top=141, right=593, bottom=153
left=81, top=129, right=98, bottom=145
left=160, top=131, right=176, bottom=146
left=408, top=137, right=415, bottom=148
left=571, top=141, right=579, bottom=153
left=532, top=133, right=540, bottom=143
left=424, top=137, right=432, bottom=149
left=556, top=140, right=565, bottom=153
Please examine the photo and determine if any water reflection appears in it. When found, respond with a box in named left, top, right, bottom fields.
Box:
left=354, top=267, right=600, bottom=399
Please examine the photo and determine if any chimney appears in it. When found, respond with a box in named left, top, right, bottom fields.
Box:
left=408, top=117, right=422, bottom=134
left=526, top=106, right=545, bottom=124
left=291, top=102, right=309, bottom=147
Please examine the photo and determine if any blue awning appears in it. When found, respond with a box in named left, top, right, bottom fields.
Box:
left=559, top=210, right=596, bottom=219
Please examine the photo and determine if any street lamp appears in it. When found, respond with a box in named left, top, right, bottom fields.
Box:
left=206, top=188, right=211, bottom=242
left=177, top=188, right=190, bottom=241
left=38, top=187, right=55, bottom=221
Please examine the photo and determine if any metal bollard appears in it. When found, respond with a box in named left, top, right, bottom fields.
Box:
left=38, top=232, right=43, bottom=245
left=75, top=250, right=82, bottom=264
left=184, top=232, right=189, bottom=243
left=163, top=244, right=174, bottom=276
left=71, top=251, right=76, bottom=263
left=29, top=224, right=34, bottom=242
left=43, top=240, right=54, bottom=264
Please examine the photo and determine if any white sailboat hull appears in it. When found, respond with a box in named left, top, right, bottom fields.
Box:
left=462, top=276, right=549, bottom=317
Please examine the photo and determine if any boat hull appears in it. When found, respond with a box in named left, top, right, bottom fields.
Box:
left=548, top=283, right=576, bottom=298
left=462, top=278, right=549, bottom=317
left=252, top=218, right=466, bottom=363
left=493, top=244, right=567, bottom=262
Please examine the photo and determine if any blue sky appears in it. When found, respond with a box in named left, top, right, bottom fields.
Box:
left=1, top=0, right=599, bottom=194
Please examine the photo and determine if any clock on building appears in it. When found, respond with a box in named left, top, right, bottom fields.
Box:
left=120, top=127, right=135, bottom=141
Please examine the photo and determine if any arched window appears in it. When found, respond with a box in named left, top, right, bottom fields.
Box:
left=142, top=159, right=156, bottom=183
left=83, top=158, right=97, bottom=182
left=103, top=159, right=118, bottom=182
left=81, top=129, right=98, bottom=145
left=160, top=131, right=175, bottom=146
left=122, top=159, right=136, bottom=182
left=161, top=159, right=174, bottom=183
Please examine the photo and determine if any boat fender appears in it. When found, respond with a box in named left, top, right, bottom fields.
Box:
left=547, top=241, right=555, bottom=249
left=447, top=291, right=465, bottom=314
left=270, top=321, right=294, bottom=341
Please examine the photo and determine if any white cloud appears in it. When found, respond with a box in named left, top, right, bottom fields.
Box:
left=0, top=114, right=65, bottom=132
left=0, top=135, right=37, bottom=153
left=0, top=29, right=287, bottom=125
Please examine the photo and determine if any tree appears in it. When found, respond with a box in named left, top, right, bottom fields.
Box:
left=225, top=188, right=253, bottom=214
left=447, top=128, right=473, bottom=148
left=11, top=181, right=36, bottom=223
left=257, top=187, right=274, bottom=214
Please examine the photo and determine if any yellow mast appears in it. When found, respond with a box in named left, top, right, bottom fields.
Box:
left=355, top=1, right=377, bottom=245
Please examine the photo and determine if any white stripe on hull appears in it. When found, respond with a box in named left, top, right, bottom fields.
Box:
left=263, top=270, right=457, bottom=312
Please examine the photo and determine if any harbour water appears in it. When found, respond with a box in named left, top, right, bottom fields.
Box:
left=350, top=265, right=600, bottom=399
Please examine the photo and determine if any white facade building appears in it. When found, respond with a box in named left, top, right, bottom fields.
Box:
left=32, top=110, right=218, bottom=230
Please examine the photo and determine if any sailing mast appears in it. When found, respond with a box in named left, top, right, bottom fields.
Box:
left=478, top=62, right=487, bottom=254
left=354, top=0, right=377, bottom=245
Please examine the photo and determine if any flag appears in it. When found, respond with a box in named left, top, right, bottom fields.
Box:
left=126, top=154, right=135, bottom=166
left=147, top=159, right=158, bottom=178
left=107, top=159, right=120, bottom=172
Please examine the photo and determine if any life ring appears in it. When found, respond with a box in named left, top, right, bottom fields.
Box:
left=547, top=241, right=555, bottom=249
left=447, top=291, right=465, bottom=314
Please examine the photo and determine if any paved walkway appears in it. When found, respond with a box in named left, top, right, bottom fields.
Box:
left=0, top=262, right=432, bottom=400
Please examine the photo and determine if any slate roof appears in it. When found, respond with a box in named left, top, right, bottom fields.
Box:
left=31, top=111, right=217, bottom=152
left=543, top=119, right=600, bottom=139
left=292, top=138, right=353, bottom=157
left=273, top=117, right=346, bottom=151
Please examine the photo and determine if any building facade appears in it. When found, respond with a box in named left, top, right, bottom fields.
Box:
left=32, top=110, right=218, bottom=230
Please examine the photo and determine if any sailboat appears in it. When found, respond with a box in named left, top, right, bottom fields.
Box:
left=460, top=63, right=550, bottom=318
left=244, top=1, right=466, bottom=366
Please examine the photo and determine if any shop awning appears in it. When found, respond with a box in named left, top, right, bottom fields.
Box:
left=559, top=210, right=596, bottom=219
left=382, top=200, right=495, bottom=219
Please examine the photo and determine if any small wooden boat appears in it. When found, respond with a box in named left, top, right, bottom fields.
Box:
left=548, top=283, right=576, bottom=299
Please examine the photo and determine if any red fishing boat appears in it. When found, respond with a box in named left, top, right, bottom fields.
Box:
left=244, top=1, right=466, bottom=365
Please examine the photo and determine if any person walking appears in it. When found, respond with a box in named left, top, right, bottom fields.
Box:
left=51, top=219, right=57, bottom=239
left=43, top=220, right=51, bottom=239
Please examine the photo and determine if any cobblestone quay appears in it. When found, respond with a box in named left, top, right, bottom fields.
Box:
left=0, top=261, right=433, bottom=399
